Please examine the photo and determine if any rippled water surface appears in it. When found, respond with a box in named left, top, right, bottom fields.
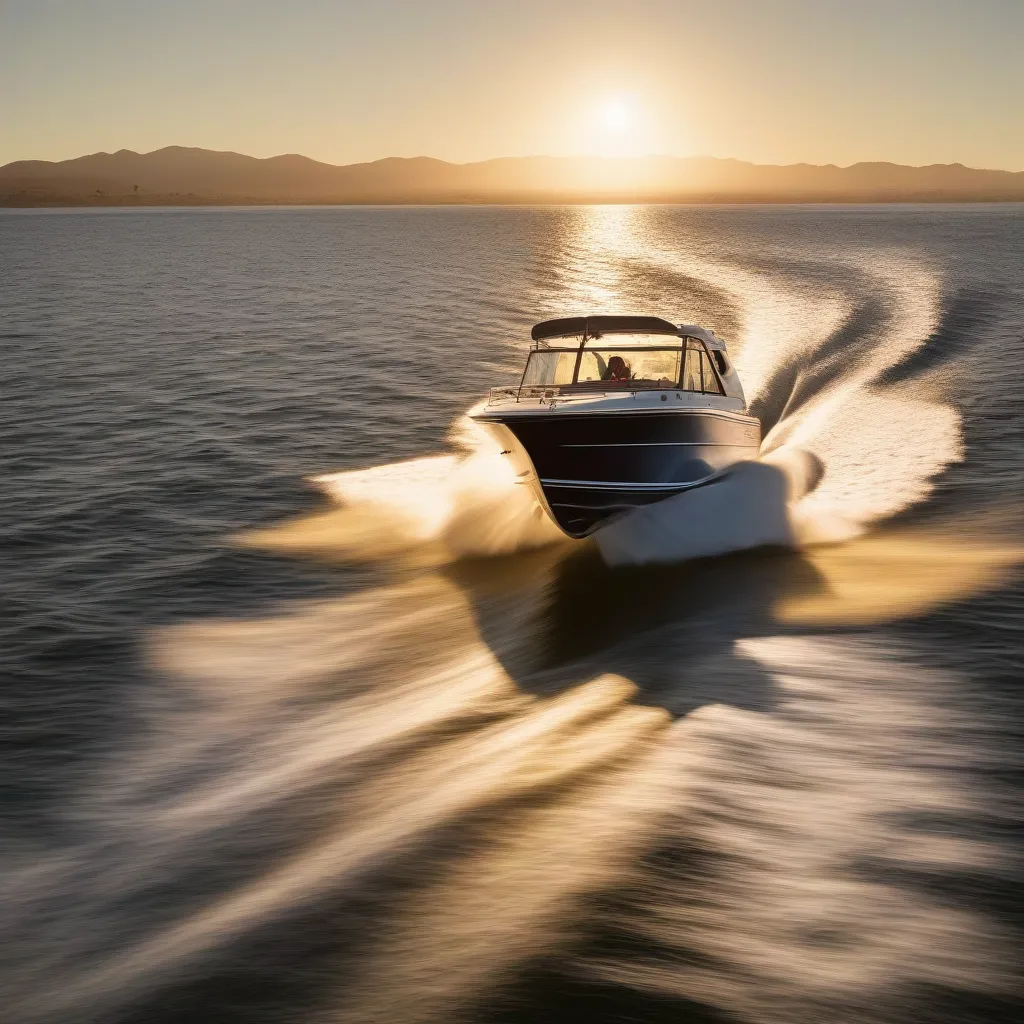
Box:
left=2, top=204, right=1023, bottom=1023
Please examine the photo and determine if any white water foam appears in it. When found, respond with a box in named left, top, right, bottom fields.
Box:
left=596, top=453, right=808, bottom=567
left=310, top=417, right=565, bottom=562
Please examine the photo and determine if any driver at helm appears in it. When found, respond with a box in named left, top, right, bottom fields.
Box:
left=603, top=355, right=631, bottom=382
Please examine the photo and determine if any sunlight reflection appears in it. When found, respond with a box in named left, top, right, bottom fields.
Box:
left=547, top=204, right=644, bottom=313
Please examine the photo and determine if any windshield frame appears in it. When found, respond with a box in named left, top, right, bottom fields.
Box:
left=518, top=335, right=725, bottom=394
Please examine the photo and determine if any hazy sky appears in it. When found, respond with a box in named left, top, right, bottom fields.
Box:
left=2, top=0, right=1021, bottom=169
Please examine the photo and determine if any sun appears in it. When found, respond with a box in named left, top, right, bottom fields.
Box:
left=588, top=94, right=646, bottom=158
left=596, top=97, right=633, bottom=134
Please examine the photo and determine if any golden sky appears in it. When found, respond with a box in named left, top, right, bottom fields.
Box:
left=2, top=0, right=1022, bottom=169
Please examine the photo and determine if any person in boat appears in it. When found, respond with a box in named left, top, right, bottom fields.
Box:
left=602, top=355, right=632, bottom=382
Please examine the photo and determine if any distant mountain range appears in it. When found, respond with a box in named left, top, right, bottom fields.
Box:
left=3, top=146, right=1023, bottom=205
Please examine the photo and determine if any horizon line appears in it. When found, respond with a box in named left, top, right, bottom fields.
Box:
left=5, top=146, right=1023, bottom=176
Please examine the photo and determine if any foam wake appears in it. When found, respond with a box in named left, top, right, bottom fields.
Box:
left=239, top=418, right=565, bottom=565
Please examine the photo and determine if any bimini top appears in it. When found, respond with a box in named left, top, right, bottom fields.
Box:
left=531, top=315, right=679, bottom=342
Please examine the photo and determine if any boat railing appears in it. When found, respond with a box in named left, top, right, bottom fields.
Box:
left=488, top=386, right=523, bottom=403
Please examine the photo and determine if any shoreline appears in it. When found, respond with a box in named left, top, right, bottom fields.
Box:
left=4, top=191, right=1024, bottom=208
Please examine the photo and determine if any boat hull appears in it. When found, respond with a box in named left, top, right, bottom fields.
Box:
left=474, top=409, right=761, bottom=538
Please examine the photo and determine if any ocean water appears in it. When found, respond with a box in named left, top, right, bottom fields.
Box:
left=1, top=203, right=1023, bottom=1024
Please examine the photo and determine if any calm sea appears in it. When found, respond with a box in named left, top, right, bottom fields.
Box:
left=2, top=204, right=1023, bottom=1024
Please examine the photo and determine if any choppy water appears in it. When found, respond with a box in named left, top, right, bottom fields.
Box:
left=2, top=204, right=1023, bottom=1024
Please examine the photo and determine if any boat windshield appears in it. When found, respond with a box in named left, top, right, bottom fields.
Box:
left=520, top=337, right=723, bottom=394
left=681, top=339, right=725, bottom=395
left=521, top=349, right=577, bottom=387
left=577, top=349, right=681, bottom=387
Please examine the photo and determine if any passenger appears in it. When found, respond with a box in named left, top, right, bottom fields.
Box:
left=603, top=355, right=631, bottom=382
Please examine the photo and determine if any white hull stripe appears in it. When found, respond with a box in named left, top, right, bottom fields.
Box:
left=540, top=477, right=717, bottom=492
left=560, top=441, right=758, bottom=448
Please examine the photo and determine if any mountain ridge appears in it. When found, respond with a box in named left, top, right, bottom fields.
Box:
left=3, top=146, right=1023, bottom=205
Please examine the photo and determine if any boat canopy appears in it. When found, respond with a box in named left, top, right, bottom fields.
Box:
left=531, top=315, right=679, bottom=343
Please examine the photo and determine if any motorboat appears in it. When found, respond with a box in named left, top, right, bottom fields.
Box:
left=469, top=315, right=761, bottom=538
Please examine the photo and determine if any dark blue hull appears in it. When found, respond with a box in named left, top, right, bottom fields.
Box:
left=476, top=409, right=761, bottom=537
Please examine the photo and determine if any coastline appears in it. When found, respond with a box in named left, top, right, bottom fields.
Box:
left=5, top=190, right=1024, bottom=208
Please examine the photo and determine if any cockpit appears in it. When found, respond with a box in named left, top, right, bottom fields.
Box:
left=521, top=332, right=725, bottom=395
